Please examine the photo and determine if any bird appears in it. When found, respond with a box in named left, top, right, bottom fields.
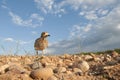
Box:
left=34, top=32, right=50, bottom=55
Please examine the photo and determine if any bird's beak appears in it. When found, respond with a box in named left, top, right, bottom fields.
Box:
left=48, top=35, right=50, bottom=36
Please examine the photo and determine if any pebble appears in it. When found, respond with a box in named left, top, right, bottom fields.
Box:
left=53, top=67, right=66, bottom=73
left=30, top=62, right=43, bottom=70
left=77, top=60, right=90, bottom=73
left=48, top=76, right=58, bottom=80
left=30, top=68, right=53, bottom=80
left=0, top=64, right=9, bottom=74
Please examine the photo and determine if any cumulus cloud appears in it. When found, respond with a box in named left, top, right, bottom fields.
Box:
left=48, top=1, right=120, bottom=54
left=9, top=12, right=44, bottom=28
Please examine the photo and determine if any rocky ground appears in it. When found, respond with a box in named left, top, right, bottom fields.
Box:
left=0, top=51, right=120, bottom=80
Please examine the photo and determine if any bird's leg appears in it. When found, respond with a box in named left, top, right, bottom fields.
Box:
left=36, top=50, right=38, bottom=55
left=42, top=50, right=44, bottom=56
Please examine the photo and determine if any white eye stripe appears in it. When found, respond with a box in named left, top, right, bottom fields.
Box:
left=45, top=32, right=49, bottom=35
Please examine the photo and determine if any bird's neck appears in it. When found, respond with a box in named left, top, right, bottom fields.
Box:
left=40, top=37, right=46, bottom=40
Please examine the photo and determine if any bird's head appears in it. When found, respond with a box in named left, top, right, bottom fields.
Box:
left=41, top=32, right=50, bottom=38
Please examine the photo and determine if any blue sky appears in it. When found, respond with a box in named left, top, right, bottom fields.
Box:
left=0, top=0, right=120, bottom=55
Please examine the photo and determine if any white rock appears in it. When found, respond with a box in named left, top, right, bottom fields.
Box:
left=77, top=61, right=90, bottom=73
left=58, top=67, right=66, bottom=73
left=31, top=62, right=42, bottom=70
left=73, top=68, right=82, bottom=75
left=53, top=67, right=66, bottom=73
left=84, top=55, right=93, bottom=61
left=10, top=58, right=18, bottom=62
left=0, top=64, right=9, bottom=74
left=73, top=68, right=82, bottom=73
left=111, top=51, right=118, bottom=57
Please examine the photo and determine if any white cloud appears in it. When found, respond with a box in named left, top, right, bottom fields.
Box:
left=79, top=11, right=98, bottom=20
left=3, top=37, right=32, bottom=45
left=4, top=38, right=14, bottom=42
left=34, top=0, right=66, bottom=16
left=48, top=3, right=120, bottom=54
left=9, top=12, right=23, bottom=25
left=84, top=24, right=92, bottom=32
left=63, top=0, right=117, bottom=10
left=85, top=11, right=98, bottom=20
left=17, top=40, right=32, bottom=45
left=34, top=0, right=54, bottom=14
left=32, top=31, right=38, bottom=35
left=70, top=24, right=93, bottom=38
left=30, top=13, right=44, bottom=21
left=9, top=12, right=44, bottom=28
left=98, top=9, right=109, bottom=15
left=1, top=5, right=8, bottom=9
left=75, top=4, right=120, bottom=51
left=117, top=24, right=120, bottom=29
left=63, top=0, right=84, bottom=10
left=1, top=0, right=44, bottom=28
left=34, top=0, right=119, bottom=19
left=79, top=12, right=85, bottom=16
left=1, top=0, right=11, bottom=11
left=48, top=39, right=81, bottom=54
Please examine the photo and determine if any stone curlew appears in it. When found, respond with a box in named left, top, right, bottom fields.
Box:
left=34, top=32, right=50, bottom=55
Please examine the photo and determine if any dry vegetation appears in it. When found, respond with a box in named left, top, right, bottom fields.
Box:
left=0, top=49, right=120, bottom=80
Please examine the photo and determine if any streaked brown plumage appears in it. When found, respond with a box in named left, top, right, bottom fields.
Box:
left=34, top=32, right=50, bottom=55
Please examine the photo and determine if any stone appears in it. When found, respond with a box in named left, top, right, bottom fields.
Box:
left=24, top=58, right=32, bottom=64
left=40, top=56, right=51, bottom=64
left=103, top=66, right=114, bottom=70
left=63, top=54, right=71, bottom=59
left=116, top=56, right=120, bottom=62
left=94, top=57, right=101, bottom=62
left=77, top=60, right=90, bottom=73
left=5, top=64, right=28, bottom=75
left=53, top=67, right=66, bottom=73
left=111, top=51, right=118, bottom=57
left=73, top=68, right=82, bottom=73
left=30, top=62, right=43, bottom=70
left=66, top=71, right=72, bottom=74
left=0, top=64, right=9, bottom=74
left=73, top=68, right=82, bottom=75
left=10, top=58, right=19, bottom=62
left=58, top=67, right=66, bottom=73
left=106, top=61, right=117, bottom=65
left=105, top=54, right=112, bottom=61
left=30, top=68, right=53, bottom=80
left=84, top=55, right=93, bottom=61
left=45, top=63, right=56, bottom=70
left=19, top=74, right=33, bottom=80
left=48, top=76, right=58, bottom=80
left=0, top=74, right=13, bottom=80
